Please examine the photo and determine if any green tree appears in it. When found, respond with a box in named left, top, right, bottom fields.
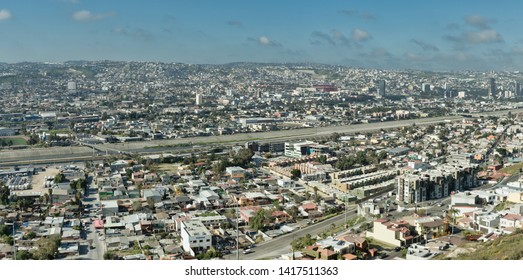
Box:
left=249, top=208, right=266, bottom=231
left=291, top=169, right=301, bottom=180
left=132, top=201, right=143, bottom=212
left=0, top=224, right=9, bottom=236
left=24, top=231, right=37, bottom=240
left=286, top=206, right=299, bottom=221
left=0, top=184, right=9, bottom=205
left=53, top=173, right=66, bottom=184
left=103, top=251, right=117, bottom=260
left=33, top=235, right=61, bottom=260
left=16, top=250, right=33, bottom=260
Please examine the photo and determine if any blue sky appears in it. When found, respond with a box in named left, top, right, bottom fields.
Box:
left=1, top=0, right=523, bottom=71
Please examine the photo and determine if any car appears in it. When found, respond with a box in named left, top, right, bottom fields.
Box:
left=243, top=249, right=252, bottom=254
left=394, top=247, right=402, bottom=252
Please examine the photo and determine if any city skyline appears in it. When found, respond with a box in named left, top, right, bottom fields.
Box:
left=1, top=1, right=523, bottom=71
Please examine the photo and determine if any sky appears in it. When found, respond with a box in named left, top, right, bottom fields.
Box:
left=1, top=0, right=523, bottom=71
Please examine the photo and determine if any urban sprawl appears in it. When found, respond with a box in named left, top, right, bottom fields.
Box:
left=1, top=61, right=523, bottom=260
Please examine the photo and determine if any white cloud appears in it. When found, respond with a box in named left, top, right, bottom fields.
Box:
left=72, top=10, right=114, bottom=21
left=464, top=15, right=496, bottom=29
left=0, top=9, right=12, bottom=21
left=465, top=29, right=503, bottom=44
left=444, top=29, right=503, bottom=46
left=258, top=36, right=281, bottom=47
left=351, top=28, right=372, bottom=42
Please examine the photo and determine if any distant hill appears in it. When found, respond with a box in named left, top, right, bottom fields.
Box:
left=438, top=230, right=523, bottom=260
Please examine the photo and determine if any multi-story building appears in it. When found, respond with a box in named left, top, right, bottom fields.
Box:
left=180, top=220, right=212, bottom=256
left=284, top=141, right=329, bottom=158
left=396, top=164, right=478, bottom=204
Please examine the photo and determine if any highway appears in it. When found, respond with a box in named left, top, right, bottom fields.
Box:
left=0, top=107, right=521, bottom=166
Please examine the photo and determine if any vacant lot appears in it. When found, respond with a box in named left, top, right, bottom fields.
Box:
left=500, top=162, right=523, bottom=175
left=157, top=163, right=181, bottom=173
left=0, top=136, right=28, bottom=146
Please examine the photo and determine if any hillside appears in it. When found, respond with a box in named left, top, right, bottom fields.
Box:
left=437, top=230, right=523, bottom=260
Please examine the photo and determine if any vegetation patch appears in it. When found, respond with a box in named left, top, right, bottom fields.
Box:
left=0, top=136, right=28, bottom=146
left=439, top=230, right=523, bottom=260
left=500, top=162, right=523, bottom=175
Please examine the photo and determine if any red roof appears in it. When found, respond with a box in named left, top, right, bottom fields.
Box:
left=93, top=219, right=104, bottom=229
left=302, top=203, right=317, bottom=210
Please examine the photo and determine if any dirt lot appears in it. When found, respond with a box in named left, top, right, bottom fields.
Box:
left=34, top=167, right=61, bottom=191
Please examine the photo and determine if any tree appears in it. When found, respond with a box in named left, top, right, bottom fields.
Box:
left=16, top=198, right=35, bottom=211
left=447, top=208, right=459, bottom=235
left=103, top=251, right=117, bottom=260
left=53, top=173, right=65, bottom=184
left=272, top=200, right=282, bottom=211
left=249, top=209, right=266, bottom=231
left=0, top=184, right=9, bottom=205
left=132, top=201, right=143, bottom=212
left=24, top=231, right=37, bottom=240
left=0, top=224, right=9, bottom=236
left=16, top=250, right=33, bottom=260
left=33, top=235, right=61, bottom=260
left=287, top=206, right=299, bottom=221
left=291, top=169, right=301, bottom=180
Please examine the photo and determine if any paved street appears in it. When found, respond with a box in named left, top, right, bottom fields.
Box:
left=83, top=175, right=105, bottom=260
left=238, top=207, right=358, bottom=260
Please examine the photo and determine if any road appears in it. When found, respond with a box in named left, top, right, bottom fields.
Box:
left=239, top=207, right=358, bottom=260
left=83, top=175, right=105, bottom=260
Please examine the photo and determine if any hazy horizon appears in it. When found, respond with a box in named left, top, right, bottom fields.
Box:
left=1, top=1, right=523, bottom=71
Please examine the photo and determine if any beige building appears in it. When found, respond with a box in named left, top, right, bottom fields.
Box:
left=366, top=219, right=416, bottom=247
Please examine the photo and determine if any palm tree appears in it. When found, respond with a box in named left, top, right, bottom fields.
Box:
left=448, top=208, right=459, bottom=235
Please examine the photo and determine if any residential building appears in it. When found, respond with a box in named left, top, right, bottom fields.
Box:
left=366, top=219, right=416, bottom=247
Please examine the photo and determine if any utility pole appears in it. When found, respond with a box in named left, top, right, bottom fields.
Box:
left=236, top=203, right=240, bottom=260
left=344, top=196, right=348, bottom=228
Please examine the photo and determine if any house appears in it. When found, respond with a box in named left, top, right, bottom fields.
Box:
left=143, top=189, right=162, bottom=203
left=338, top=234, right=368, bottom=251
left=271, top=210, right=292, bottom=223
left=414, top=217, right=445, bottom=240
left=237, top=192, right=270, bottom=206
left=500, top=213, right=522, bottom=229
left=366, top=219, right=416, bottom=247
left=101, top=200, right=119, bottom=217
left=315, top=237, right=355, bottom=254
left=299, top=202, right=323, bottom=218
left=301, top=245, right=338, bottom=260
left=51, top=189, right=71, bottom=204
left=110, top=160, right=129, bottom=171
left=226, top=166, right=246, bottom=179
left=451, top=192, right=481, bottom=206
left=476, top=213, right=500, bottom=233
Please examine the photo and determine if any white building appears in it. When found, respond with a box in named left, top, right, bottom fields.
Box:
left=451, top=192, right=480, bottom=206
left=196, top=93, right=203, bottom=105
left=181, top=220, right=212, bottom=256
left=101, top=200, right=119, bottom=217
